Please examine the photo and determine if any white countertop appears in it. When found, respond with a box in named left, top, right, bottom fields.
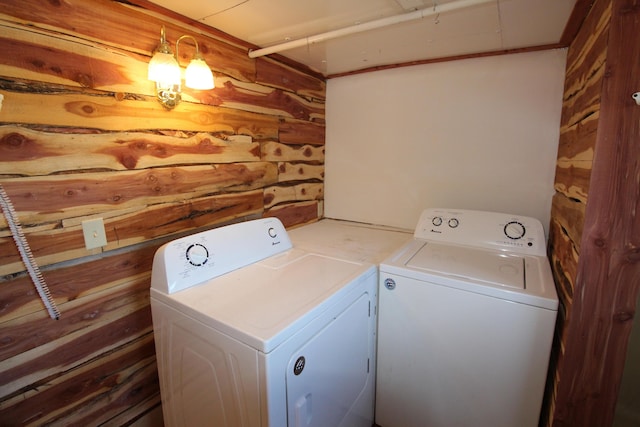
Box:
left=288, top=219, right=412, bottom=264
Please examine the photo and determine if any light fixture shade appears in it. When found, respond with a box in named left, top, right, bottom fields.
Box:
left=185, top=57, right=214, bottom=90
left=148, top=51, right=180, bottom=85
left=148, top=26, right=213, bottom=109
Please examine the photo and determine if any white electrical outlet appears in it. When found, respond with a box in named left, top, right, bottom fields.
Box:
left=82, top=218, right=107, bottom=250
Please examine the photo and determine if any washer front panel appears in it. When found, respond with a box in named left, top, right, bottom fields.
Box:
left=375, top=272, right=557, bottom=427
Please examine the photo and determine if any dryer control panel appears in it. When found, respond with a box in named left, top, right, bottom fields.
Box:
left=151, top=217, right=292, bottom=294
left=414, top=208, right=547, bottom=256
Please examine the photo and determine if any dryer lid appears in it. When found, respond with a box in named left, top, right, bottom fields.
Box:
left=152, top=250, right=375, bottom=353
left=406, top=242, right=525, bottom=289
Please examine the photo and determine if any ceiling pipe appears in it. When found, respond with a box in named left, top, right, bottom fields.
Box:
left=248, top=0, right=497, bottom=59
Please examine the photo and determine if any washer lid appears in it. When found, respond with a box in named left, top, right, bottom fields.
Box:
left=406, top=242, right=525, bottom=289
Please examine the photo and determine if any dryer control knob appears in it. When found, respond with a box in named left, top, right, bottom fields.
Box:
left=504, top=221, right=526, bottom=240
left=432, top=216, right=443, bottom=226
left=186, top=243, right=209, bottom=266
left=448, top=218, right=459, bottom=228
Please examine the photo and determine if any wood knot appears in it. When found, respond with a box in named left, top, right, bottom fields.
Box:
left=1, top=132, right=27, bottom=149
left=30, top=59, right=46, bottom=69
left=82, top=104, right=95, bottom=115
left=75, top=73, right=93, bottom=87
left=613, top=311, right=634, bottom=323
left=626, top=246, right=640, bottom=263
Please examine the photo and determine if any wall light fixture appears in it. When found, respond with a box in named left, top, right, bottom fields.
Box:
left=148, top=26, right=214, bottom=110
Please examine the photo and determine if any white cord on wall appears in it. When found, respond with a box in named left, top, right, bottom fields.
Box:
left=0, top=184, right=60, bottom=320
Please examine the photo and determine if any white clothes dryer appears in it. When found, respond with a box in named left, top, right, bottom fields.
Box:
left=376, top=208, right=558, bottom=427
left=150, top=218, right=378, bottom=427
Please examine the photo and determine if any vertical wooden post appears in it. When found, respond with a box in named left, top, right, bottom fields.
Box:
left=551, top=0, right=640, bottom=425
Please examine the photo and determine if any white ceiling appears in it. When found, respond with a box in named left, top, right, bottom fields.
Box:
left=148, top=0, right=576, bottom=76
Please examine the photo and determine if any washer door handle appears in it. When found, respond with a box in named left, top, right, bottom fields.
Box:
left=384, top=278, right=396, bottom=290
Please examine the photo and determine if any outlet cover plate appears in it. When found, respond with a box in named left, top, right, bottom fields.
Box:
left=82, top=218, right=107, bottom=250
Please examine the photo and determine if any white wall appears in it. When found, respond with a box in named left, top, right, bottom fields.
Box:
left=325, top=49, right=566, bottom=232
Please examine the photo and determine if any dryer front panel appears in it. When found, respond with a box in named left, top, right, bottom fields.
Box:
left=151, top=299, right=260, bottom=427
left=286, top=293, right=375, bottom=427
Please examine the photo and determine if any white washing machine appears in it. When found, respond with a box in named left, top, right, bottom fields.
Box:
left=150, top=217, right=378, bottom=427
left=376, top=208, right=558, bottom=427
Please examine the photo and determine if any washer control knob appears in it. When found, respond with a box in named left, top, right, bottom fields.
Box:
left=504, top=221, right=526, bottom=240
left=268, top=227, right=277, bottom=238
left=448, top=218, right=459, bottom=228
left=186, top=243, right=209, bottom=266
left=432, top=216, right=443, bottom=226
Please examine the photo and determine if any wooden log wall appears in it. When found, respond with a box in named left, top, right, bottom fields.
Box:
left=545, top=0, right=640, bottom=425
left=545, top=1, right=610, bottom=422
left=0, top=0, right=325, bottom=425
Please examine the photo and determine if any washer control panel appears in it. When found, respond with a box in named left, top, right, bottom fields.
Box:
left=414, top=208, right=547, bottom=256
left=151, top=217, right=292, bottom=294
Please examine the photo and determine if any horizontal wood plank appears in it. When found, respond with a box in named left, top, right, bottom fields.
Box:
left=0, top=245, right=156, bottom=324
left=262, top=141, right=325, bottom=163
left=0, top=164, right=273, bottom=227
left=256, top=57, right=326, bottom=100
left=263, top=183, right=324, bottom=209
left=277, top=162, right=324, bottom=183
left=0, top=26, right=148, bottom=94
left=556, top=112, right=598, bottom=165
left=279, top=119, right=326, bottom=145
left=207, top=77, right=325, bottom=121
left=0, top=126, right=260, bottom=175
left=553, top=162, right=591, bottom=203
left=0, top=91, right=280, bottom=136
left=264, top=201, right=319, bottom=228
